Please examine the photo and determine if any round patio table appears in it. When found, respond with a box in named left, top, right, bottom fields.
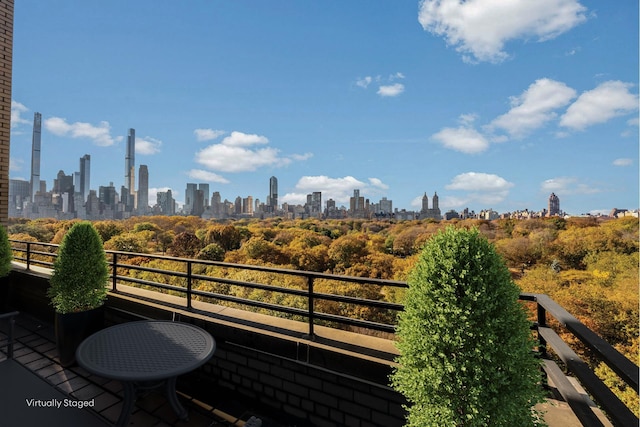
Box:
left=76, top=320, right=216, bottom=427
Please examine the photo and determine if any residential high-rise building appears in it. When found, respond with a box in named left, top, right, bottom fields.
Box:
left=79, top=154, right=90, bottom=203
left=349, top=189, right=366, bottom=218
left=421, top=193, right=429, bottom=211
left=30, top=112, right=42, bottom=203
left=157, top=189, right=175, bottom=215
left=268, top=176, right=278, bottom=212
left=198, top=183, right=210, bottom=207
left=138, top=165, right=149, bottom=214
left=185, top=183, right=197, bottom=214
left=125, top=128, right=135, bottom=191
left=548, top=193, right=560, bottom=216
left=379, top=197, right=392, bottom=215
left=99, top=183, right=117, bottom=211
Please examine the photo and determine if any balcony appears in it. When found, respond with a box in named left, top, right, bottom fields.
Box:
left=2, top=240, right=638, bottom=426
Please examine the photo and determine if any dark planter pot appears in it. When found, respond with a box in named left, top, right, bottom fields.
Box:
left=55, top=306, right=104, bottom=367
left=0, top=275, right=9, bottom=312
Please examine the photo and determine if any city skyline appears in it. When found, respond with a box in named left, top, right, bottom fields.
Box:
left=8, top=1, right=639, bottom=216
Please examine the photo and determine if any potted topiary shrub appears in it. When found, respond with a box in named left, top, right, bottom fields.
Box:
left=48, top=221, right=109, bottom=367
left=0, top=225, right=13, bottom=311
left=391, top=226, right=546, bottom=426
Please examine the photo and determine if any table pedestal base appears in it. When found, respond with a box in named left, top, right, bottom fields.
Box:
left=116, top=377, right=187, bottom=427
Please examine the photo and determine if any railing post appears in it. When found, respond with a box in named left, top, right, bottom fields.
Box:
left=111, top=253, right=118, bottom=291
left=186, top=261, right=192, bottom=310
left=537, top=299, right=547, bottom=359
left=26, top=242, right=31, bottom=270
left=307, top=276, right=314, bottom=337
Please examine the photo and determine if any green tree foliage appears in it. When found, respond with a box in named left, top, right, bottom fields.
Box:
left=104, top=232, right=148, bottom=253
left=0, top=225, right=13, bottom=277
left=391, top=227, right=545, bottom=426
left=327, top=233, right=369, bottom=271
left=93, top=220, right=125, bottom=243
left=204, top=224, right=243, bottom=251
left=48, top=222, right=109, bottom=314
left=170, top=231, right=203, bottom=258
left=197, top=243, right=226, bottom=261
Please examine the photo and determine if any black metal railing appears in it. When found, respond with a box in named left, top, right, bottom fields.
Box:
left=10, top=239, right=639, bottom=426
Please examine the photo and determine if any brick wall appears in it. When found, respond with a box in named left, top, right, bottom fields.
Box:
left=0, top=0, right=13, bottom=226
left=204, top=342, right=407, bottom=427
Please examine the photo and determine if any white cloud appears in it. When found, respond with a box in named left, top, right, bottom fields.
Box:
left=281, top=175, right=389, bottom=205
left=290, top=153, right=314, bottom=161
left=195, top=131, right=310, bottom=173
left=377, top=83, right=405, bottom=97
left=10, top=100, right=30, bottom=129
left=541, top=177, right=600, bottom=194
left=560, top=81, right=639, bottom=130
left=220, top=131, right=269, bottom=147
left=194, top=128, right=225, bottom=142
left=368, top=177, right=389, bottom=190
left=418, top=0, right=588, bottom=63
left=446, top=172, right=514, bottom=192
left=612, top=158, right=633, bottom=167
left=9, top=157, right=24, bottom=172
left=44, top=117, right=121, bottom=146
left=356, top=76, right=373, bottom=88
left=136, top=136, right=162, bottom=155
left=489, top=78, right=576, bottom=138
left=187, top=169, right=230, bottom=184
left=445, top=172, right=514, bottom=205
left=432, top=126, right=489, bottom=154
left=356, top=73, right=406, bottom=96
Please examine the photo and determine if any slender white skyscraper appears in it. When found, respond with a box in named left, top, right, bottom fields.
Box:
left=30, top=112, right=42, bottom=202
left=79, top=154, right=91, bottom=203
left=123, top=128, right=136, bottom=211
left=125, top=128, right=135, bottom=192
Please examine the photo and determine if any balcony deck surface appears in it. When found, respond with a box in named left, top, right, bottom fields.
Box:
left=1, top=311, right=614, bottom=427
left=0, top=312, right=304, bottom=427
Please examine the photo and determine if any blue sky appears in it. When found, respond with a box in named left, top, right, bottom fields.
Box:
left=9, top=0, right=639, bottom=215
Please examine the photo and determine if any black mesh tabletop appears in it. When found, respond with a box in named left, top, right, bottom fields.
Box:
left=76, top=321, right=216, bottom=382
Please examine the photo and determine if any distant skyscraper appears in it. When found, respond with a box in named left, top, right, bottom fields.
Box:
left=269, top=176, right=278, bottom=212
left=125, top=128, right=135, bottom=193
left=138, top=165, right=149, bottom=214
left=99, top=183, right=117, bottom=211
left=421, top=193, right=429, bottom=212
left=157, top=189, right=175, bottom=215
left=30, top=112, right=42, bottom=202
left=185, top=183, right=197, bottom=214
left=198, top=183, right=210, bottom=207
left=79, top=154, right=90, bottom=203
left=548, top=193, right=560, bottom=216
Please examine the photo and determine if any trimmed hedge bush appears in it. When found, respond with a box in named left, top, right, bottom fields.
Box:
left=391, top=226, right=545, bottom=426
left=48, top=222, right=109, bottom=314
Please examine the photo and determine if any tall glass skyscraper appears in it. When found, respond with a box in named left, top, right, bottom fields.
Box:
left=269, top=176, right=278, bottom=212
left=125, top=128, right=135, bottom=194
left=138, top=165, right=149, bottom=214
left=79, top=154, right=90, bottom=203
left=30, top=112, right=42, bottom=202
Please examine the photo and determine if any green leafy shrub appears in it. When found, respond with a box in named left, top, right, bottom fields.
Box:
left=391, top=226, right=545, bottom=426
left=48, top=222, right=109, bottom=314
left=0, top=225, right=13, bottom=278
